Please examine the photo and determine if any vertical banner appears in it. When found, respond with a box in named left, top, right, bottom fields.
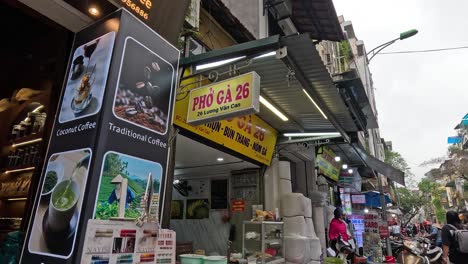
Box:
left=20, top=9, right=179, bottom=263
left=348, top=215, right=364, bottom=248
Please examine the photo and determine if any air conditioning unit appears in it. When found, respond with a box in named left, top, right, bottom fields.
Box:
left=356, top=40, right=365, bottom=57
left=277, top=17, right=298, bottom=36
left=185, top=0, right=200, bottom=29
left=267, top=0, right=292, bottom=20
left=325, top=52, right=332, bottom=65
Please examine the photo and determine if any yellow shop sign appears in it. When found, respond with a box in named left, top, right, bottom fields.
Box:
left=316, top=146, right=341, bottom=182
left=174, top=71, right=276, bottom=165
left=187, top=72, right=260, bottom=125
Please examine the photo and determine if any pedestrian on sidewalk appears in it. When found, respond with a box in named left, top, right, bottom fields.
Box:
left=442, top=211, right=468, bottom=264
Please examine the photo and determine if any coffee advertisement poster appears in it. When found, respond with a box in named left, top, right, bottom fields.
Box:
left=59, top=32, right=115, bottom=123
left=20, top=10, right=179, bottom=263
left=28, top=149, right=91, bottom=258
left=93, top=151, right=162, bottom=221
left=21, top=12, right=120, bottom=263
left=113, top=37, right=174, bottom=135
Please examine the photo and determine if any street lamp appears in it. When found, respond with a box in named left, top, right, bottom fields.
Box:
left=366, top=29, right=418, bottom=62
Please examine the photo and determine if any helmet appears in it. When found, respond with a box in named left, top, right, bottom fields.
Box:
left=423, top=220, right=431, bottom=226
left=334, top=207, right=344, bottom=218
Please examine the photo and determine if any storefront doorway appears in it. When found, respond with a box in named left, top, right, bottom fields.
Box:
left=0, top=1, right=72, bottom=244
left=170, top=134, right=261, bottom=257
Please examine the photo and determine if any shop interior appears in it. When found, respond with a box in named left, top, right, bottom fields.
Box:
left=0, top=1, right=72, bottom=241
left=170, top=134, right=269, bottom=259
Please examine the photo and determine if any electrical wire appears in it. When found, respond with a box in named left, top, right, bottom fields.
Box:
left=380, top=45, right=468, bottom=54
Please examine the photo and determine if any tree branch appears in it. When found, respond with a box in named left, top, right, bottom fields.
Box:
left=402, top=210, right=419, bottom=227
left=461, top=174, right=468, bottom=181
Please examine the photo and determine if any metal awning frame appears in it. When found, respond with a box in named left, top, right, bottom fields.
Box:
left=277, top=45, right=349, bottom=142
left=179, top=34, right=350, bottom=142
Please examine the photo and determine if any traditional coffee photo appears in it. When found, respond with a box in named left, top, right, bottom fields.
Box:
left=59, top=32, right=115, bottom=123
left=113, top=37, right=175, bottom=135
left=28, top=148, right=92, bottom=258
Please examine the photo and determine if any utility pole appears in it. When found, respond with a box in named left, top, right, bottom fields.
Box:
left=377, top=172, right=392, bottom=256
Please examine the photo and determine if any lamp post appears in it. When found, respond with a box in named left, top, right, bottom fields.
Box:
left=366, top=29, right=418, bottom=62
left=364, top=29, right=417, bottom=257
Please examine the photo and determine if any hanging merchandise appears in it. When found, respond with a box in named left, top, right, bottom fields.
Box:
left=339, top=188, right=352, bottom=215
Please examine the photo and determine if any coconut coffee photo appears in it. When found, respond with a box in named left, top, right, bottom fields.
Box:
left=58, top=32, right=115, bottom=123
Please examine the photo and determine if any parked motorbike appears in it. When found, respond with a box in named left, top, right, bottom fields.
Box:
left=397, top=237, right=443, bottom=264
left=389, top=236, right=406, bottom=257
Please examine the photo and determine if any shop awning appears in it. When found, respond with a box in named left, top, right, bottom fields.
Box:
left=454, top=113, right=468, bottom=129
left=352, top=143, right=405, bottom=186
left=180, top=34, right=358, bottom=141
left=364, top=191, right=391, bottom=208
left=334, top=69, right=379, bottom=129
left=290, top=0, right=345, bottom=41
left=328, top=142, right=405, bottom=186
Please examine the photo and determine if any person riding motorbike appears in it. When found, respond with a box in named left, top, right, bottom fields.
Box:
left=329, top=208, right=349, bottom=242
left=425, top=223, right=442, bottom=247
left=328, top=208, right=366, bottom=263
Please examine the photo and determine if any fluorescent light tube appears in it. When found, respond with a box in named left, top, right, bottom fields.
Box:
left=12, top=138, right=42, bottom=148
left=254, top=51, right=276, bottom=59
left=5, top=167, right=35, bottom=174
left=7, top=198, right=27, bottom=201
left=302, top=89, right=328, bottom=120
left=196, top=56, right=246, bottom=71
left=260, top=96, right=288, bottom=121
left=283, top=132, right=340, bottom=137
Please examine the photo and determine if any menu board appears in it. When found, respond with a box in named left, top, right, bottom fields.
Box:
left=81, top=219, right=176, bottom=264
left=20, top=9, right=179, bottom=264
left=364, top=212, right=379, bottom=233
left=379, top=222, right=389, bottom=238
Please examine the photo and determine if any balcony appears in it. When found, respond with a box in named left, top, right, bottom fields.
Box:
left=333, top=69, right=379, bottom=130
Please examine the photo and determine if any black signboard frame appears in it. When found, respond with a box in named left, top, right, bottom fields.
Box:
left=20, top=9, right=180, bottom=263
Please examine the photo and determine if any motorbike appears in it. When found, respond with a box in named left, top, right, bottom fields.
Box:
left=397, top=237, right=443, bottom=264
left=389, top=236, right=406, bottom=257
left=328, top=235, right=367, bottom=264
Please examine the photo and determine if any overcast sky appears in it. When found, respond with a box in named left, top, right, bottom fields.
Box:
left=332, top=0, right=467, bottom=182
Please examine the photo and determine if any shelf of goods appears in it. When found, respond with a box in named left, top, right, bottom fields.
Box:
left=242, top=221, right=285, bottom=264
left=0, top=97, right=49, bottom=238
